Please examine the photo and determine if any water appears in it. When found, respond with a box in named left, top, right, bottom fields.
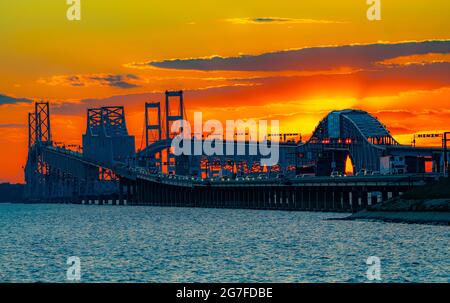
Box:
left=0, top=203, right=448, bottom=282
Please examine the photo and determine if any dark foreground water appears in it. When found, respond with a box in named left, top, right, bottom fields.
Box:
left=0, top=203, right=448, bottom=282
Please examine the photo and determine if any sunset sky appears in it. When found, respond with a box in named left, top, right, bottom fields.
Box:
left=0, top=0, right=449, bottom=183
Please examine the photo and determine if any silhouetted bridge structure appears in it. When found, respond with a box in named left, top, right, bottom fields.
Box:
left=127, top=173, right=429, bottom=212
left=24, top=93, right=447, bottom=213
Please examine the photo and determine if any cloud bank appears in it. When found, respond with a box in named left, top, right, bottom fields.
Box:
left=0, top=94, right=32, bottom=105
left=38, top=74, right=141, bottom=89
left=138, top=40, right=450, bottom=71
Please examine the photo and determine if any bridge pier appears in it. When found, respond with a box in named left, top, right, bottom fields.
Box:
left=304, top=189, right=310, bottom=210
left=279, top=190, right=285, bottom=210
left=392, top=188, right=400, bottom=199
left=290, top=190, right=296, bottom=210
left=119, top=179, right=124, bottom=205
left=120, top=175, right=431, bottom=213
left=382, top=190, right=389, bottom=203
left=277, top=190, right=282, bottom=209
left=360, top=191, right=368, bottom=210
left=316, top=190, right=324, bottom=210
left=298, top=189, right=305, bottom=210
left=342, top=190, right=351, bottom=212
left=336, top=190, right=344, bottom=211
left=323, top=190, right=330, bottom=211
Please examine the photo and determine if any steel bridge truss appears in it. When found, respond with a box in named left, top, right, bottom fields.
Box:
left=87, top=106, right=128, bottom=137
left=24, top=102, right=122, bottom=201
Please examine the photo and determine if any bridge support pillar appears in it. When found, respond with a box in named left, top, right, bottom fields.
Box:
left=382, top=190, right=389, bottom=202
left=370, top=192, right=378, bottom=205
left=317, top=190, right=325, bottom=210
left=351, top=190, right=359, bottom=212
left=119, top=179, right=124, bottom=205
left=343, top=191, right=351, bottom=212
left=392, top=189, right=400, bottom=199
left=306, top=189, right=312, bottom=210
left=323, top=190, right=332, bottom=211
left=290, top=190, right=296, bottom=210
left=360, top=191, right=368, bottom=210
left=331, top=190, right=338, bottom=211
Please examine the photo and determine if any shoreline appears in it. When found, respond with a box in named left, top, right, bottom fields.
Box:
left=337, top=210, right=450, bottom=225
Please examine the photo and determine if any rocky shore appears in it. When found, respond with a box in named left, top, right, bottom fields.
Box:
left=343, top=177, right=450, bottom=225
left=345, top=210, right=450, bottom=225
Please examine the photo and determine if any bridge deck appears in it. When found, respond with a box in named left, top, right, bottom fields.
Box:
left=28, top=139, right=438, bottom=214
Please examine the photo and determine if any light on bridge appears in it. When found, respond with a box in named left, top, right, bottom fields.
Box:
left=345, top=155, right=354, bottom=176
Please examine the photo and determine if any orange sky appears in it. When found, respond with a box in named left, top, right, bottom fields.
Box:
left=0, top=1, right=449, bottom=183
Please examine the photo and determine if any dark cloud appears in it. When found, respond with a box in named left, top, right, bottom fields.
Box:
left=0, top=94, right=32, bottom=105
left=88, top=74, right=141, bottom=88
left=145, top=40, right=450, bottom=71
left=225, top=17, right=342, bottom=25
left=0, top=124, right=27, bottom=129
left=40, top=74, right=142, bottom=89
left=52, top=92, right=161, bottom=116
left=254, top=17, right=284, bottom=23
left=108, top=81, right=140, bottom=89
left=51, top=61, right=450, bottom=118
left=65, top=76, right=85, bottom=86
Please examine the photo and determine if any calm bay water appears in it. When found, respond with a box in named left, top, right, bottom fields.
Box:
left=0, top=203, right=448, bottom=282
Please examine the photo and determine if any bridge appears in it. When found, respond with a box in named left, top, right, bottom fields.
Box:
left=23, top=92, right=449, bottom=212
left=297, top=109, right=448, bottom=176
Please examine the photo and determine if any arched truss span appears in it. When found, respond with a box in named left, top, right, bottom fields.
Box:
left=298, top=109, right=398, bottom=173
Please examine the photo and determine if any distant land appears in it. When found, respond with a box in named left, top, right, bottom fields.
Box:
left=345, top=178, right=450, bottom=225
left=0, top=183, right=25, bottom=203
